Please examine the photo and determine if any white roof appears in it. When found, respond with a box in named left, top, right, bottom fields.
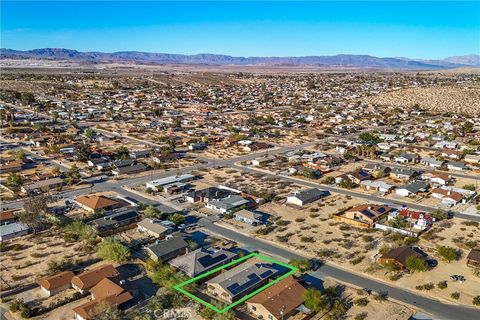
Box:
left=146, top=174, right=194, bottom=187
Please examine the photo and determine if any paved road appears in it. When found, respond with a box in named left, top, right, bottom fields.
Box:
left=233, top=164, right=480, bottom=223
left=363, top=159, right=480, bottom=181
left=198, top=219, right=479, bottom=320
left=5, top=101, right=479, bottom=318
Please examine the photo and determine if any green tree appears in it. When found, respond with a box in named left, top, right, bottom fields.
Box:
left=343, top=152, right=357, bottom=161
left=437, top=246, right=457, bottom=263
left=6, top=172, right=23, bottom=192
left=13, top=149, right=26, bottom=160
left=19, top=193, right=50, bottom=233
left=303, top=289, right=327, bottom=312
left=405, top=256, right=427, bottom=272
left=430, top=209, right=448, bottom=221
left=339, top=179, right=356, bottom=189
left=65, top=164, right=81, bottom=185
left=330, top=299, right=348, bottom=318
left=84, top=128, right=95, bottom=141
left=149, top=264, right=194, bottom=292
left=97, top=238, right=131, bottom=263
left=142, top=205, right=160, bottom=218
left=213, top=310, right=236, bottom=320
left=64, top=220, right=98, bottom=245
left=74, top=143, right=91, bottom=162
left=115, top=146, right=130, bottom=160
left=91, top=300, right=121, bottom=320
left=359, top=132, right=381, bottom=144
left=389, top=216, right=409, bottom=229
left=171, top=118, right=182, bottom=129
left=20, top=92, right=35, bottom=105
left=169, top=213, right=185, bottom=226
left=51, top=111, right=59, bottom=124
left=463, top=121, right=474, bottom=133
left=321, top=176, right=336, bottom=185
left=289, top=259, right=311, bottom=272
left=200, top=307, right=216, bottom=320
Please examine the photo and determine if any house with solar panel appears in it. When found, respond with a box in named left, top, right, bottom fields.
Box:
left=206, top=261, right=286, bottom=303
left=168, top=247, right=237, bottom=277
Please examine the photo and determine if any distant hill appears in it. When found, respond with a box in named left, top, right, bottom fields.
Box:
left=1, top=48, right=478, bottom=70
left=443, top=55, right=480, bottom=66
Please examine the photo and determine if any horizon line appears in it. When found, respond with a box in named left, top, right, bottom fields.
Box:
left=2, top=47, right=479, bottom=61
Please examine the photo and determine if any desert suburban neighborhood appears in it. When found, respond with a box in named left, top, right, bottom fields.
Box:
left=1, top=1, right=480, bottom=320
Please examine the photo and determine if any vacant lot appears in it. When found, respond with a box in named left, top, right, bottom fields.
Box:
left=0, top=230, right=98, bottom=289
left=364, top=85, right=480, bottom=115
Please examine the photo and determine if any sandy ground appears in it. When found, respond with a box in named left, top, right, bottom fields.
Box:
left=0, top=230, right=98, bottom=289
left=250, top=200, right=480, bottom=307
left=199, top=167, right=301, bottom=199
left=321, top=278, right=415, bottom=320
left=364, top=85, right=480, bottom=115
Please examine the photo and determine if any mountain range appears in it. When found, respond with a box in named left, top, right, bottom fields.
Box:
left=1, top=48, right=479, bottom=70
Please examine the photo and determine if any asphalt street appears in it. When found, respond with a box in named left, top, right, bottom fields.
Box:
left=198, top=219, right=480, bottom=320
left=233, top=164, right=480, bottom=222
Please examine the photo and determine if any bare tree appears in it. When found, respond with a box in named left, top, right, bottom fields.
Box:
left=18, top=193, right=51, bottom=233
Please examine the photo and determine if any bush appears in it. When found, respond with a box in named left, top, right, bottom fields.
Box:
left=255, top=225, right=276, bottom=235
left=423, top=283, right=435, bottom=290
left=462, top=221, right=479, bottom=227
left=373, top=292, right=388, bottom=301
left=300, top=236, right=314, bottom=242
left=321, top=176, right=336, bottom=185
left=354, top=298, right=369, bottom=306
left=276, top=219, right=291, bottom=226
left=47, top=259, right=73, bottom=274
left=276, top=235, right=290, bottom=242
left=437, top=281, right=448, bottom=289
left=20, top=306, right=32, bottom=318
left=451, top=292, right=460, bottom=300
left=355, top=313, right=368, bottom=320
left=9, top=299, right=25, bottom=312
left=404, top=236, right=419, bottom=245
left=389, top=273, right=403, bottom=281
left=472, top=296, right=480, bottom=306
left=437, top=246, right=457, bottom=262
left=350, top=256, right=364, bottom=265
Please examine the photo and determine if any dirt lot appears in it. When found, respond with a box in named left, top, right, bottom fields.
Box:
left=0, top=230, right=98, bottom=289
left=363, top=84, right=480, bottom=115
left=249, top=200, right=480, bottom=307
left=319, top=278, right=415, bottom=320
left=199, top=167, right=301, bottom=199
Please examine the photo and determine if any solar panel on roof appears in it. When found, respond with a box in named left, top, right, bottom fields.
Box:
left=259, top=270, right=273, bottom=278
left=197, top=253, right=228, bottom=268
left=228, top=274, right=262, bottom=296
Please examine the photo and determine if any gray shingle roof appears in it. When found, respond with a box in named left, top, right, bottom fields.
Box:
left=292, top=188, right=328, bottom=202
left=169, top=247, right=237, bottom=277
left=147, top=236, right=189, bottom=259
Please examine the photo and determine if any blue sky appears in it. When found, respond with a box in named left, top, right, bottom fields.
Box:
left=1, top=1, right=479, bottom=59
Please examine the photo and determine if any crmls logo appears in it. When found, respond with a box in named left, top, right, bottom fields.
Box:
left=153, top=309, right=192, bottom=319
